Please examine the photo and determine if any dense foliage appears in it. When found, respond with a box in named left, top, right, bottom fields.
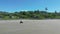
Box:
left=0, top=10, right=60, bottom=19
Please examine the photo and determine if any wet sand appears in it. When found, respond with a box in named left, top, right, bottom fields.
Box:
left=0, top=19, right=60, bottom=34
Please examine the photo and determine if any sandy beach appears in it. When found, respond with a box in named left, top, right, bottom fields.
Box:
left=0, top=19, right=60, bottom=34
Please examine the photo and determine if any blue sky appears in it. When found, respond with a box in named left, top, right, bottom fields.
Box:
left=0, top=0, right=60, bottom=12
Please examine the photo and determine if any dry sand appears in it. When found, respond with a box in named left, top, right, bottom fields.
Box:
left=0, top=19, right=60, bottom=34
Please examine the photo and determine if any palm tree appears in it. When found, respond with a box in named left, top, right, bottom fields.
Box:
left=45, top=7, right=48, bottom=11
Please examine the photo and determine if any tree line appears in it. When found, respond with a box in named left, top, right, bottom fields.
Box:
left=0, top=10, right=60, bottom=19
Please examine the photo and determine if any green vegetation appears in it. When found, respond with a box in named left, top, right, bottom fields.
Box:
left=0, top=10, right=60, bottom=20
